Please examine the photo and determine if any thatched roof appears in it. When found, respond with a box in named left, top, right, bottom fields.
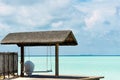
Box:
left=1, top=30, right=78, bottom=46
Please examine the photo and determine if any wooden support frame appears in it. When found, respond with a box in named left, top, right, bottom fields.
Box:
left=55, top=43, right=59, bottom=77
left=19, top=44, right=60, bottom=77
left=20, top=46, right=24, bottom=77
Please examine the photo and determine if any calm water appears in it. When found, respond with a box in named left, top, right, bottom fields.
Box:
left=18, top=56, right=120, bottom=80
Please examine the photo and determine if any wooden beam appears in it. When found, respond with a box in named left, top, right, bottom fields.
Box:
left=55, top=43, right=59, bottom=77
left=20, top=46, right=24, bottom=77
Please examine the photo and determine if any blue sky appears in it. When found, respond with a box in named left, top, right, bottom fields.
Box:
left=0, top=0, right=120, bottom=55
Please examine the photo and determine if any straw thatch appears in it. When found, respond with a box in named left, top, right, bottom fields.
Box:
left=1, top=30, right=78, bottom=46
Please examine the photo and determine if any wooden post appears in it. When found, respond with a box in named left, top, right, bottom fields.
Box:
left=3, top=54, right=5, bottom=79
left=20, top=46, right=24, bottom=77
left=55, top=43, right=59, bottom=77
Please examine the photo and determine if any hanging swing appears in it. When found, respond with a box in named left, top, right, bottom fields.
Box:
left=24, top=46, right=53, bottom=74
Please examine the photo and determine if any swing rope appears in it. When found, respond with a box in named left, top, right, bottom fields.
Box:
left=46, top=46, right=52, bottom=72
left=50, top=46, right=52, bottom=71
left=46, top=46, right=48, bottom=71
left=28, top=47, right=30, bottom=61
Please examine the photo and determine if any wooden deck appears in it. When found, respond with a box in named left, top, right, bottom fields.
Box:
left=11, top=75, right=104, bottom=80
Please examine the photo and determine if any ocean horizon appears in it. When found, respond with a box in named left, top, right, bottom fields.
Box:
left=19, top=54, right=120, bottom=57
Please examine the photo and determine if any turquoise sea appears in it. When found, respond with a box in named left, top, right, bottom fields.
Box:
left=18, top=56, right=120, bottom=80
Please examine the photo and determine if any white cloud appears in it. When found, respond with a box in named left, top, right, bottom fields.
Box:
left=0, top=3, right=15, bottom=16
left=0, top=0, right=74, bottom=37
left=75, top=0, right=118, bottom=33
left=0, top=0, right=120, bottom=53
left=85, top=10, right=101, bottom=29
left=15, top=7, right=53, bottom=27
left=0, top=0, right=119, bottom=34
left=45, top=0, right=71, bottom=10
left=51, top=21, right=64, bottom=28
left=7, top=0, right=71, bottom=28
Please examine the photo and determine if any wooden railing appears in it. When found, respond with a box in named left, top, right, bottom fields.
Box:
left=0, top=52, right=18, bottom=79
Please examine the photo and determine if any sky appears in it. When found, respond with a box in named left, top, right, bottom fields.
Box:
left=0, top=0, right=120, bottom=55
